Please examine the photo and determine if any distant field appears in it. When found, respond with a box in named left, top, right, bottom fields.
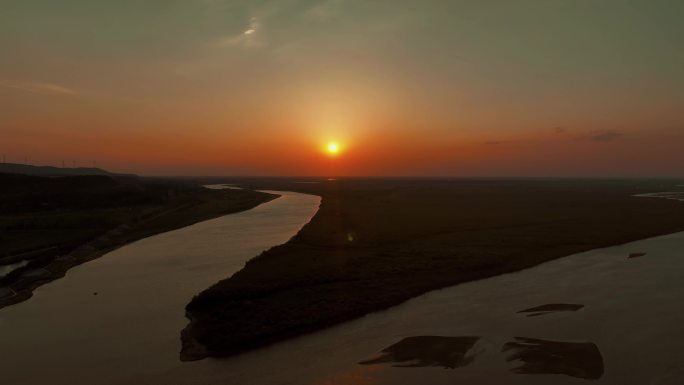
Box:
left=182, top=178, right=684, bottom=360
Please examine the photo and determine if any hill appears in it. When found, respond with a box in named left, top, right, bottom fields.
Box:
left=0, top=162, right=135, bottom=177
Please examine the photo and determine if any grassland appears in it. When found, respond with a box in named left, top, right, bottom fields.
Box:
left=182, top=178, right=684, bottom=360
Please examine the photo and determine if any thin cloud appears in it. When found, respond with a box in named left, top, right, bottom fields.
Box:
left=554, top=127, right=566, bottom=134
left=218, top=17, right=262, bottom=48
left=304, top=0, right=342, bottom=22
left=1, top=80, right=76, bottom=95
left=586, top=130, right=624, bottom=142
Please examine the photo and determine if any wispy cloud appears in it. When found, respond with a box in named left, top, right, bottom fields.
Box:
left=0, top=80, right=76, bottom=95
left=585, top=130, right=624, bottom=142
left=212, top=0, right=343, bottom=51
left=304, top=0, right=343, bottom=22
left=217, top=17, right=262, bottom=48
left=554, top=127, right=566, bottom=134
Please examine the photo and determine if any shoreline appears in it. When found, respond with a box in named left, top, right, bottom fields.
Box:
left=0, top=186, right=279, bottom=310
left=181, top=229, right=684, bottom=361
left=181, top=178, right=684, bottom=360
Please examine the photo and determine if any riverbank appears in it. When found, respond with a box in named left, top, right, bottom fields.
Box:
left=182, top=178, right=684, bottom=360
left=0, top=175, right=278, bottom=309
left=0, top=188, right=320, bottom=385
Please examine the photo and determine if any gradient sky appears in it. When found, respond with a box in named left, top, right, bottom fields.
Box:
left=1, top=0, right=683, bottom=176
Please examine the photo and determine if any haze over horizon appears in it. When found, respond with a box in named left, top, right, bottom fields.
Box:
left=2, top=0, right=683, bottom=177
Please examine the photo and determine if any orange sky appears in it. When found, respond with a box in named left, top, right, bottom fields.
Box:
left=1, top=1, right=683, bottom=176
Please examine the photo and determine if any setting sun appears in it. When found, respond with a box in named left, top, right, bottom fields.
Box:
left=326, top=142, right=339, bottom=155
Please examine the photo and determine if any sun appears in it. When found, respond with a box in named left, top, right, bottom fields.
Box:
left=326, top=142, right=339, bottom=155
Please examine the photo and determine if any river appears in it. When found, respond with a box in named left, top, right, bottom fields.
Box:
left=1, top=188, right=683, bottom=384
left=0, top=188, right=320, bottom=385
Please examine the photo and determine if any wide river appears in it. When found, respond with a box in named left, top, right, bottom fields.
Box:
left=1, top=188, right=683, bottom=384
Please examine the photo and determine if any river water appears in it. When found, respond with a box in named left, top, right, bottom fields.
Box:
left=1, top=188, right=683, bottom=385
left=0, top=188, right=320, bottom=385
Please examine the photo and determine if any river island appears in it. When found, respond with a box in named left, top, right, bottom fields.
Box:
left=182, top=177, right=684, bottom=360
